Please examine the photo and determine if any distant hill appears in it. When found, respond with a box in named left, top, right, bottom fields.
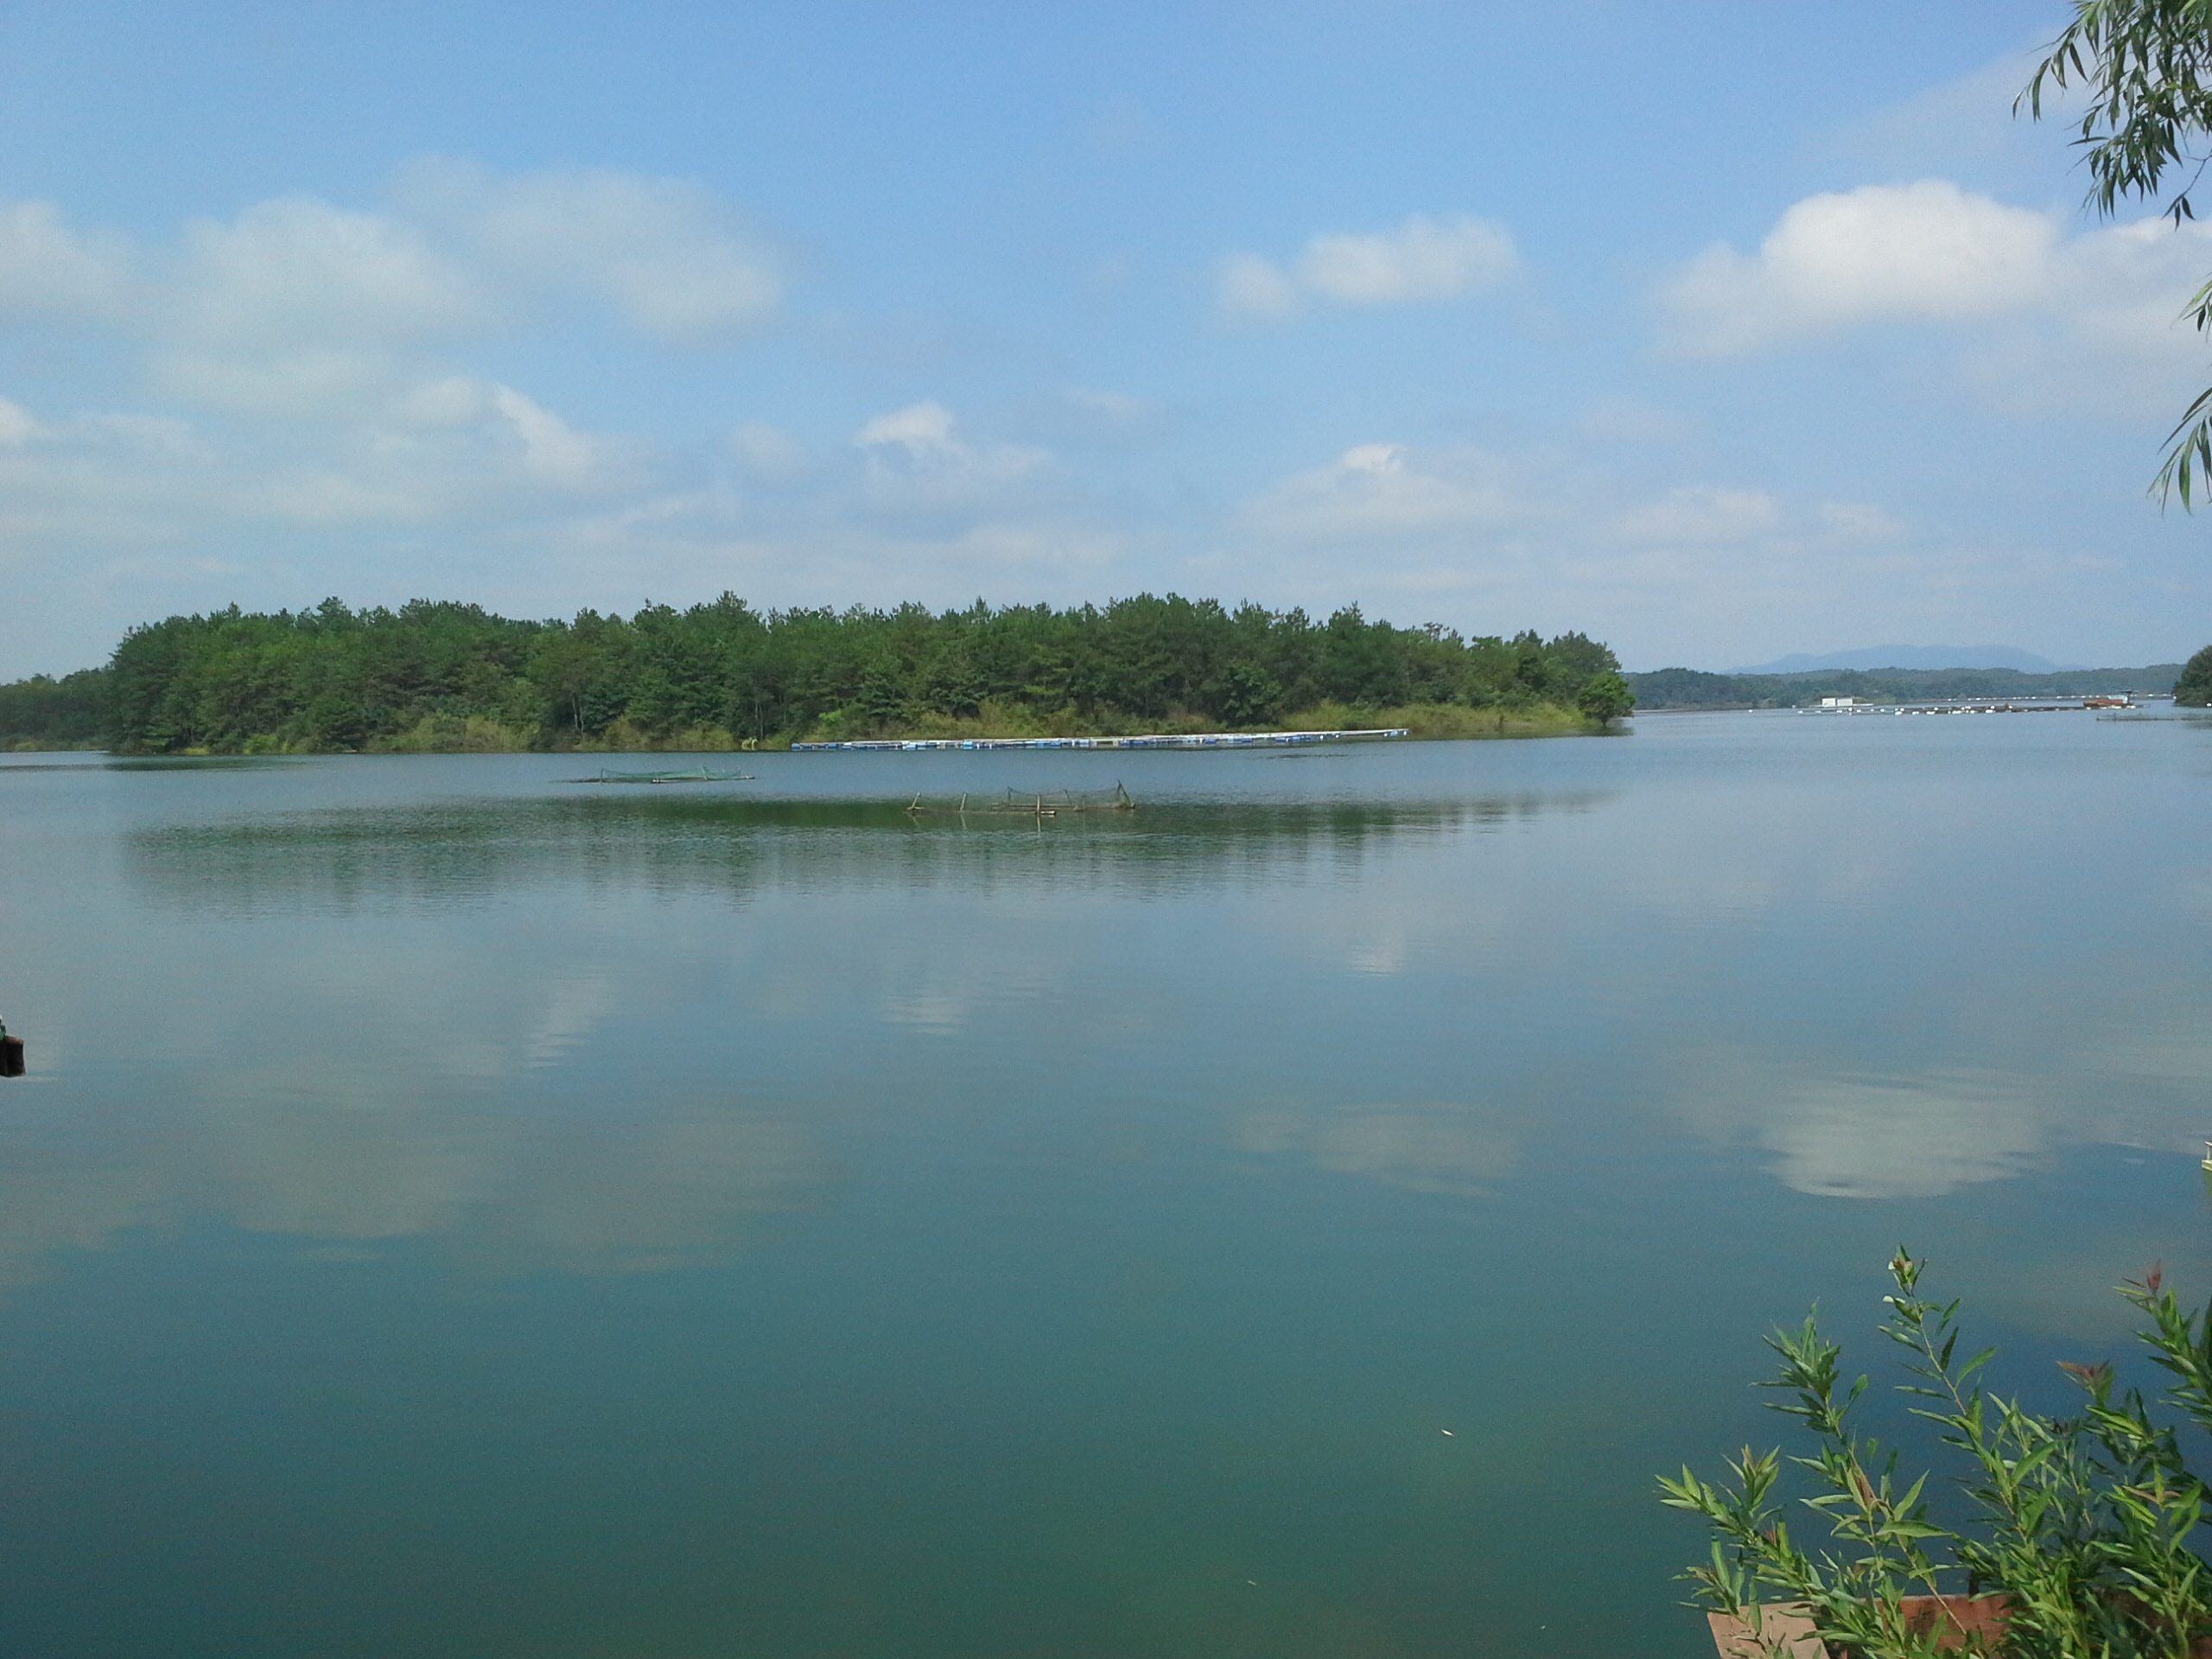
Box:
left=1628, top=663, right=2183, bottom=710
left=1727, top=645, right=2078, bottom=674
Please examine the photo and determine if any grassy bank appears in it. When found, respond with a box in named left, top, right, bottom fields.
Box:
left=389, top=700, right=1607, bottom=752
left=1304, top=701, right=1604, bottom=740
left=154, top=700, right=1611, bottom=754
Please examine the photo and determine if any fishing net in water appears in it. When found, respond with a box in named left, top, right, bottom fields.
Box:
left=903, top=783, right=1137, bottom=817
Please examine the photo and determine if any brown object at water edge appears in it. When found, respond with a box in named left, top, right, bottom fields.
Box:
left=1708, top=1604, right=1824, bottom=1658
left=1711, top=1597, right=2005, bottom=1656
left=0, top=1033, right=22, bottom=1077
left=1710, top=1596, right=2212, bottom=1657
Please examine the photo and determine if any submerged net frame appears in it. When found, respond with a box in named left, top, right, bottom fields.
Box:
left=903, top=783, right=1137, bottom=817
left=572, top=767, right=758, bottom=784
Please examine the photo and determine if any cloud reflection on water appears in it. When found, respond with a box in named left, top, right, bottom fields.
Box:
left=0, top=785, right=1626, bottom=1288
left=0, top=911, right=841, bottom=1288
left=1686, top=1063, right=2042, bottom=1198
left=1684, top=1004, right=2212, bottom=1199
left=22, top=746, right=2212, bottom=1300
left=0, top=1083, right=835, bottom=1288
left=1234, top=1103, right=1521, bottom=1197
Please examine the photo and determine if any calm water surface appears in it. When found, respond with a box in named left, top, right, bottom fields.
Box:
left=3, top=712, right=2211, bottom=1657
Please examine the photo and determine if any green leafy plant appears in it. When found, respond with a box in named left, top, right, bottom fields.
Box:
left=1660, top=1252, right=2212, bottom=1657
left=2022, top=2, right=2212, bottom=505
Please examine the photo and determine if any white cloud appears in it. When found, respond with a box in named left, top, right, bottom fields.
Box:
left=2037, top=213, right=2212, bottom=370
left=1217, top=251, right=1300, bottom=319
left=1580, top=396, right=1695, bottom=444
left=149, top=346, right=409, bottom=418
left=1818, top=501, right=1908, bottom=540
left=0, top=163, right=785, bottom=423
left=134, top=198, right=487, bottom=416
left=728, top=420, right=807, bottom=478
left=1660, top=181, right=2059, bottom=355
left=1211, top=433, right=2165, bottom=674
left=0, top=350, right=1126, bottom=676
left=1058, top=386, right=1149, bottom=429
left=1655, top=175, right=2212, bottom=404
left=177, top=195, right=484, bottom=349
left=0, top=200, right=132, bottom=321
left=1219, top=213, right=1518, bottom=320
left=0, top=396, right=41, bottom=445
left=851, top=401, right=1058, bottom=524
left=1002, top=386, right=1162, bottom=451
left=1820, top=46, right=2078, bottom=196
left=855, top=400, right=961, bottom=454
left=1618, top=485, right=1783, bottom=543
left=396, top=160, right=783, bottom=344
left=397, top=374, right=493, bottom=428
left=1298, top=213, right=1518, bottom=302
left=489, top=385, right=605, bottom=486
left=0, top=143, right=2196, bottom=686
left=1238, top=441, right=1531, bottom=541
left=0, top=365, right=632, bottom=553
left=0, top=162, right=793, bottom=664
left=546, top=404, right=1123, bottom=601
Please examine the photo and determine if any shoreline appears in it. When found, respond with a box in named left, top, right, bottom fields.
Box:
left=15, top=701, right=1614, bottom=756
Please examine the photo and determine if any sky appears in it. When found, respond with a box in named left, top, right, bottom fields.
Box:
left=0, top=0, right=2206, bottom=677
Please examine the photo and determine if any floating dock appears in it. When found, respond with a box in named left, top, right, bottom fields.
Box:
left=791, top=727, right=1411, bottom=753
left=1798, top=698, right=2134, bottom=716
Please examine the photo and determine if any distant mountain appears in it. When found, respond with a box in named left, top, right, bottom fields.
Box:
left=1727, top=645, right=2080, bottom=674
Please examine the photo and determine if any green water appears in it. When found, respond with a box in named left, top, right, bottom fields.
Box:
left=3, top=713, right=2210, bottom=1657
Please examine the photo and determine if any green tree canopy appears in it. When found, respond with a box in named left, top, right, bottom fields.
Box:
left=2174, top=640, right=2212, bottom=702
left=2026, top=0, right=2212, bottom=501
left=20, top=594, right=1628, bottom=753
left=1575, top=671, right=1634, bottom=722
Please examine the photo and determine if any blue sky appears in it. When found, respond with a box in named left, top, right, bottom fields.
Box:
left=0, top=0, right=2205, bottom=677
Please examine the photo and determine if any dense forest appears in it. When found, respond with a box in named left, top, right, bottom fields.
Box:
left=0, top=667, right=110, bottom=748
left=2176, top=645, right=2212, bottom=707
left=0, top=594, right=1635, bottom=753
left=1628, top=662, right=2186, bottom=710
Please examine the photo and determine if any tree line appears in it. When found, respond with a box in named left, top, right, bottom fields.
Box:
left=1630, top=662, right=2188, bottom=710
left=0, top=594, right=1634, bottom=752
left=0, top=666, right=110, bottom=748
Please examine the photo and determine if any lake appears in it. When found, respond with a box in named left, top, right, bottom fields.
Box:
left=3, top=710, right=2209, bottom=1658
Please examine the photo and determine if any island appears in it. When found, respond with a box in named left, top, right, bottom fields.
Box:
left=0, top=594, right=1636, bottom=753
